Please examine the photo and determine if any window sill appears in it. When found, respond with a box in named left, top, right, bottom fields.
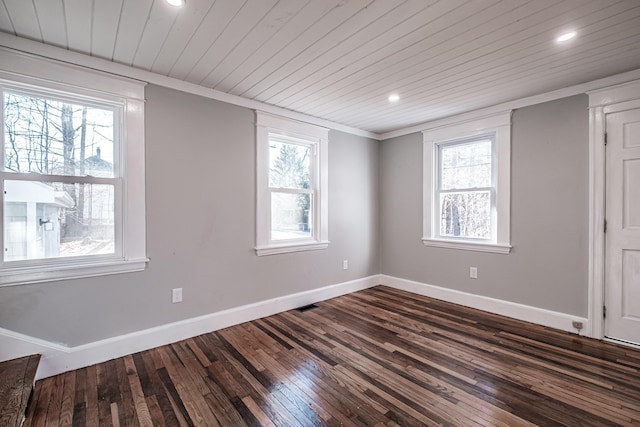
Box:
left=0, top=258, right=149, bottom=287
left=255, top=241, right=330, bottom=256
left=422, top=238, right=511, bottom=254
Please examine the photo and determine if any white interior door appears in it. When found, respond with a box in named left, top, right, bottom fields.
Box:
left=605, top=107, right=640, bottom=345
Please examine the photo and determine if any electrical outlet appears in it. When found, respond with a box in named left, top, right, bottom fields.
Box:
left=470, top=267, right=478, bottom=279
left=572, top=321, right=583, bottom=330
left=172, top=288, right=183, bottom=303
left=343, top=260, right=349, bottom=270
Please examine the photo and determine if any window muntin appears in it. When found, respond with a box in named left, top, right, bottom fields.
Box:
left=1, top=86, right=123, bottom=266
left=256, top=112, right=328, bottom=256
left=0, top=49, right=147, bottom=286
left=436, top=135, right=495, bottom=241
left=267, top=134, right=316, bottom=244
left=422, top=112, right=511, bottom=254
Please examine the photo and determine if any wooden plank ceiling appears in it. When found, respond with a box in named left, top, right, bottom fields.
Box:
left=1, top=0, right=639, bottom=134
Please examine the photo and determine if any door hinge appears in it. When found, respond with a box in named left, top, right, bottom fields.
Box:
left=604, top=132, right=608, bottom=145
left=603, top=305, right=607, bottom=319
left=604, top=219, right=607, bottom=233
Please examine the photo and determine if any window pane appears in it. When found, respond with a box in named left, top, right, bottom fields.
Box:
left=269, top=138, right=311, bottom=189
left=3, top=92, right=115, bottom=177
left=271, top=192, right=312, bottom=241
left=440, top=139, right=492, bottom=190
left=4, top=180, right=115, bottom=261
left=440, top=191, right=491, bottom=239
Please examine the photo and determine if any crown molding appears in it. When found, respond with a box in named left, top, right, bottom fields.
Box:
left=0, top=33, right=379, bottom=140
left=380, top=68, right=640, bottom=140
left=3, top=32, right=639, bottom=143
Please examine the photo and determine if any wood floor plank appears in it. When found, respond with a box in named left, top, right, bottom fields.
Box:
left=256, top=348, right=363, bottom=427
left=110, top=402, right=120, bottom=427
left=22, top=373, right=42, bottom=427
left=95, top=362, right=114, bottom=426
left=143, top=395, right=165, bottom=427
left=124, top=355, right=153, bottom=427
left=0, top=355, right=40, bottom=427
left=253, top=348, right=333, bottom=422
left=23, top=286, right=640, bottom=426
left=274, top=345, right=391, bottom=425
left=239, top=396, right=274, bottom=427
left=43, top=373, right=64, bottom=427
left=29, top=369, right=53, bottom=427
left=134, top=350, right=183, bottom=426
left=217, top=349, right=301, bottom=426
left=114, top=357, right=138, bottom=427
left=201, top=376, right=247, bottom=426
left=57, top=371, right=76, bottom=426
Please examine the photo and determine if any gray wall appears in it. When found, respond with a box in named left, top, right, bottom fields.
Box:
left=380, top=95, right=589, bottom=316
left=0, top=85, right=380, bottom=346
left=0, top=89, right=592, bottom=348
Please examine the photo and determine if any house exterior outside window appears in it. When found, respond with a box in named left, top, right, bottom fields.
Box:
left=0, top=49, right=146, bottom=286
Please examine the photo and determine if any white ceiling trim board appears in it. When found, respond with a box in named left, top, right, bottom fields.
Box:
left=0, top=32, right=378, bottom=140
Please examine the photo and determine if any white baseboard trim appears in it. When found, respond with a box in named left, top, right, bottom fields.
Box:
left=380, top=275, right=589, bottom=336
left=1, top=275, right=380, bottom=380
left=2, top=274, right=590, bottom=379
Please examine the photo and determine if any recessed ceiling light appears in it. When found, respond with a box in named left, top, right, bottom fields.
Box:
left=388, top=94, right=400, bottom=102
left=166, top=0, right=185, bottom=6
left=556, top=31, right=576, bottom=43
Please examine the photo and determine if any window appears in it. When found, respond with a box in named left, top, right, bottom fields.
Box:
left=423, top=112, right=511, bottom=253
left=256, top=112, right=328, bottom=256
left=0, top=49, right=146, bottom=285
left=437, top=134, right=494, bottom=240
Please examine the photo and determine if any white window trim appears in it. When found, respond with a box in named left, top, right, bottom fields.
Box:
left=422, top=112, right=512, bottom=254
left=0, top=49, right=147, bottom=286
left=255, top=112, right=329, bottom=256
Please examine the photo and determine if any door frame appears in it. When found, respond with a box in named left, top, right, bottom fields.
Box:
left=587, top=81, right=640, bottom=340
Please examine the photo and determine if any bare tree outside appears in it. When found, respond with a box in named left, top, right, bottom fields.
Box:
left=439, top=138, right=493, bottom=239
left=3, top=91, right=116, bottom=261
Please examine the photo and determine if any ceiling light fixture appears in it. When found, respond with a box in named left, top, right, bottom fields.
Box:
left=166, top=0, right=185, bottom=7
left=388, top=94, right=400, bottom=102
left=556, top=31, right=576, bottom=43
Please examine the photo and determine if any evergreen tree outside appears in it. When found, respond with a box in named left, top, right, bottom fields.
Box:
left=268, top=139, right=312, bottom=239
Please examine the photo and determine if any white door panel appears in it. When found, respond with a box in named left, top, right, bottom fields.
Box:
left=605, top=108, right=640, bottom=344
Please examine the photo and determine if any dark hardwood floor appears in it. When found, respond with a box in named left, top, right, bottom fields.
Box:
left=23, top=286, right=640, bottom=426
left=0, top=354, right=40, bottom=426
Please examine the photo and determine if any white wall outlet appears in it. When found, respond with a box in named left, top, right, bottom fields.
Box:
left=469, top=267, right=478, bottom=279
left=172, top=288, right=183, bottom=303
left=572, top=321, right=583, bottom=331
left=343, top=260, right=349, bottom=270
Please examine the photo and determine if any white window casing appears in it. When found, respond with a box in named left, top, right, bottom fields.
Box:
left=0, top=49, right=147, bottom=286
left=255, top=112, right=329, bottom=256
left=422, top=112, right=512, bottom=254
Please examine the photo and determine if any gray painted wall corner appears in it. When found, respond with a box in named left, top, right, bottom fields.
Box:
left=379, top=95, right=589, bottom=317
